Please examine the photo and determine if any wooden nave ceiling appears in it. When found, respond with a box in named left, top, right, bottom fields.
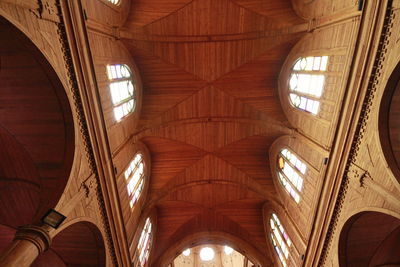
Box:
left=2, top=0, right=400, bottom=267
left=121, top=0, right=305, bottom=265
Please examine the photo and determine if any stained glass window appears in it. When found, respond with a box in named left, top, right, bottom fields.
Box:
left=270, top=213, right=292, bottom=267
left=107, top=64, right=135, bottom=121
left=137, top=218, right=152, bottom=266
left=289, top=56, right=328, bottom=115
left=125, top=153, right=145, bottom=208
left=277, top=148, right=306, bottom=203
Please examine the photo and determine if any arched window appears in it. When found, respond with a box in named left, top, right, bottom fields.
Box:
left=124, top=153, right=145, bottom=208
left=107, top=64, right=135, bottom=121
left=277, top=148, right=306, bottom=203
left=107, top=0, right=120, bottom=5
left=137, top=218, right=152, bottom=266
left=289, top=56, right=328, bottom=115
left=270, top=213, right=292, bottom=267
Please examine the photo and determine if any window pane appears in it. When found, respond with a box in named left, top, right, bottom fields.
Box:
left=270, top=213, right=291, bottom=267
left=125, top=154, right=145, bottom=209
left=108, top=0, right=121, bottom=4
left=313, top=56, right=321, bottom=70
left=107, top=64, right=135, bottom=122
left=289, top=56, right=329, bottom=114
left=320, top=56, right=328, bottom=71
left=277, top=148, right=306, bottom=202
left=138, top=218, right=152, bottom=266
left=305, top=57, right=314, bottom=71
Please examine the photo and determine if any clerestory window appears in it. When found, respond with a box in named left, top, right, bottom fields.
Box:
left=277, top=148, right=306, bottom=203
left=137, top=218, right=152, bottom=267
left=107, top=64, right=135, bottom=122
left=124, top=153, right=145, bottom=208
left=289, top=56, right=328, bottom=115
left=107, top=0, right=121, bottom=5
left=270, top=213, right=292, bottom=267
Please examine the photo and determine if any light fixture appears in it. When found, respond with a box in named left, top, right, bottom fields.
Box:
left=41, top=209, right=66, bottom=229
left=200, top=247, right=215, bottom=261
left=182, top=248, right=191, bottom=257
left=224, top=246, right=234, bottom=255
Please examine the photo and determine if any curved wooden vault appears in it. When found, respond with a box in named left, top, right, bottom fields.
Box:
left=120, top=0, right=306, bottom=264
left=1, top=0, right=400, bottom=266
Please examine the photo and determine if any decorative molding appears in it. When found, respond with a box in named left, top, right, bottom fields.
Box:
left=38, top=0, right=60, bottom=22
left=359, top=170, right=371, bottom=188
left=82, top=175, right=98, bottom=198
left=54, top=1, right=117, bottom=265
left=317, top=1, right=395, bottom=266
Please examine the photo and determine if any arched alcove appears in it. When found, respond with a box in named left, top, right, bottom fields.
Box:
left=155, top=231, right=269, bottom=267
left=379, top=60, right=400, bottom=184
left=338, top=211, right=400, bottom=267
left=0, top=15, right=75, bottom=231
left=31, top=221, right=106, bottom=266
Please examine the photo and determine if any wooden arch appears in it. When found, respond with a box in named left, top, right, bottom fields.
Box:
left=0, top=15, right=75, bottom=228
left=379, top=60, right=400, bottom=184
left=154, top=231, right=272, bottom=267
left=338, top=211, right=400, bottom=267
left=32, top=221, right=106, bottom=266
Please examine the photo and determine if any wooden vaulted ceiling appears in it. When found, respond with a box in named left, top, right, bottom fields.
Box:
left=121, top=0, right=306, bottom=264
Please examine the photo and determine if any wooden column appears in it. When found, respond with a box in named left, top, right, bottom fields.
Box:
left=0, top=225, right=51, bottom=267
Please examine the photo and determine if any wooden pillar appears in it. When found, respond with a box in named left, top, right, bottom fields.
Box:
left=0, top=225, right=51, bottom=267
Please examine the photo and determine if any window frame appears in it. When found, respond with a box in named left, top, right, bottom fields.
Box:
left=124, top=152, right=146, bottom=209
left=107, top=64, right=136, bottom=122
left=270, top=213, right=292, bottom=267
left=276, top=148, right=307, bottom=203
left=288, top=56, right=329, bottom=115
left=136, top=217, right=153, bottom=267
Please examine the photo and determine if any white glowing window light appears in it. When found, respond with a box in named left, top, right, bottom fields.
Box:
left=277, top=148, right=306, bottom=203
left=224, top=246, right=234, bottom=255
left=138, top=218, right=152, bottom=267
left=289, top=56, right=329, bottom=115
left=107, top=0, right=121, bottom=5
left=200, top=247, right=215, bottom=261
left=270, top=213, right=292, bottom=267
left=182, top=248, right=191, bottom=257
left=107, top=64, right=136, bottom=121
left=125, top=153, right=145, bottom=208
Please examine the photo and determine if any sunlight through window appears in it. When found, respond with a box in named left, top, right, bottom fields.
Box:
left=289, top=56, right=329, bottom=115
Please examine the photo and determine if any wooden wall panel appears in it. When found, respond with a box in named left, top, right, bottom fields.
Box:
left=88, top=32, right=143, bottom=153
left=279, top=19, right=360, bottom=149
left=322, top=5, right=400, bottom=267
left=263, top=203, right=305, bottom=267
left=292, top=0, right=358, bottom=19
left=112, top=140, right=151, bottom=246
left=269, top=135, right=326, bottom=245
left=82, top=0, right=131, bottom=28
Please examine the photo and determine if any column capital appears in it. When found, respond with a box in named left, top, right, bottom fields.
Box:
left=14, top=225, right=52, bottom=254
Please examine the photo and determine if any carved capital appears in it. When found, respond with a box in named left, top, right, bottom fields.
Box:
left=15, top=225, right=52, bottom=254
left=359, top=171, right=372, bottom=188
left=37, top=0, right=60, bottom=23
left=81, top=175, right=98, bottom=198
